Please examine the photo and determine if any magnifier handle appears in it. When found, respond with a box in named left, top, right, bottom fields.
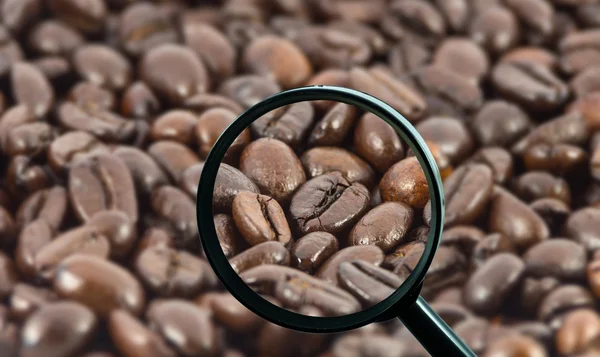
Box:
left=398, top=296, right=477, bottom=357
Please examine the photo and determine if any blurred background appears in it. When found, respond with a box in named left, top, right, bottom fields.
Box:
left=0, top=0, right=600, bottom=356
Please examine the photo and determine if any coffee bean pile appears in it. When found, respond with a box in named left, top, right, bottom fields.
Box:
left=0, top=0, right=600, bottom=356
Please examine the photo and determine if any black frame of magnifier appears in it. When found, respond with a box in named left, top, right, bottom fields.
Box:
left=197, top=86, right=476, bottom=357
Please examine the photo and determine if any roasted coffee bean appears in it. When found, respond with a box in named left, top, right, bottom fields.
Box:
left=471, top=100, right=532, bottom=148
left=56, top=102, right=136, bottom=142
left=353, top=113, right=404, bottom=174
left=538, top=285, right=594, bottom=327
left=140, top=44, right=210, bottom=105
left=290, top=232, right=338, bottom=274
left=338, top=261, right=404, bottom=306
left=348, top=202, right=413, bottom=252
left=240, top=138, right=306, bottom=203
left=381, top=0, right=446, bottom=46
left=219, top=75, right=281, bottom=109
left=108, top=309, right=176, bottom=357
left=47, top=131, right=109, bottom=173
left=349, top=67, right=426, bottom=123
left=68, top=82, right=114, bottom=112
left=422, top=246, right=467, bottom=297
left=387, top=241, right=425, bottom=273
left=69, top=153, right=137, bottom=223
left=380, top=156, right=429, bottom=209
left=33, top=56, right=70, bottom=82
left=148, top=140, right=201, bottom=182
left=332, top=334, right=406, bottom=357
left=513, top=171, right=571, bottom=204
left=301, top=147, right=376, bottom=189
left=471, top=233, right=516, bottom=268
left=11, top=62, right=54, bottom=118
left=504, top=0, right=555, bottom=43
left=524, top=239, right=586, bottom=281
left=467, top=147, right=514, bottom=185
left=441, top=226, right=485, bottom=255
left=524, top=143, right=588, bottom=176
left=242, top=265, right=361, bottom=316
left=20, top=302, right=97, bottom=357
left=568, top=92, right=600, bottom=132
left=15, top=219, right=53, bottom=279
left=530, top=198, right=570, bottom=234
left=113, top=146, right=169, bottom=196
left=464, top=253, right=525, bottom=315
left=146, top=300, right=220, bottom=357
left=199, top=163, right=259, bottom=213
left=151, top=110, right=197, bottom=145
left=196, top=108, right=251, bottom=160
left=308, top=103, right=356, bottom=147
left=4, top=122, right=54, bottom=157
left=121, top=81, right=161, bottom=119
left=433, top=38, right=489, bottom=83
left=6, top=155, right=53, bottom=196
left=73, top=45, right=131, bottom=90
left=555, top=309, right=600, bottom=355
left=587, top=252, right=600, bottom=298
left=483, top=335, right=547, bottom=357
left=501, top=47, right=558, bottom=69
left=0, top=105, right=36, bottom=153
left=565, top=208, right=600, bottom=251
left=571, top=67, right=600, bottom=98
left=183, top=22, right=234, bottom=82
left=229, top=241, right=290, bottom=273
left=418, top=117, right=475, bottom=164
left=317, top=245, right=384, bottom=286
left=151, top=186, right=197, bottom=249
left=560, top=30, right=600, bottom=75
left=488, top=186, right=550, bottom=251
left=0, top=206, right=16, bottom=247
left=28, top=20, right=83, bottom=56
left=469, top=6, right=519, bottom=55
left=9, top=284, right=57, bottom=321
left=49, top=0, right=106, bottom=33
left=251, top=102, right=314, bottom=149
left=134, top=245, right=207, bottom=298
left=54, top=254, right=145, bottom=317
left=197, top=292, right=264, bottom=333
left=290, top=172, right=370, bottom=236
left=232, top=191, right=292, bottom=247
left=294, top=27, right=371, bottom=70
left=119, top=2, right=177, bottom=57
left=214, top=214, right=244, bottom=258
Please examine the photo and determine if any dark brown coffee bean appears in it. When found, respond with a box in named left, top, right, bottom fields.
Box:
left=492, top=61, right=569, bottom=111
left=197, top=292, right=264, bottom=333
left=146, top=300, right=219, bottom=357
left=433, top=38, right=489, bottom=83
left=421, top=246, right=467, bottom=297
left=251, top=102, right=314, bottom=149
left=148, top=141, right=201, bottom=182
left=513, top=171, right=571, bottom=205
left=467, top=147, right=514, bottom=186
left=4, top=122, right=54, bottom=157
left=33, top=224, right=110, bottom=281
left=488, top=186, right=550, bottom=251
left=214, top=214, right=244, bottom=259
left=471, top=233, right=516, bottom=269
left=338, top=260, right=404, bottom=307
left=183, top=93, right=243, bottom=116
left=240, top=138, right=306, bottom=203
left=1, top=0, right=38, bottom=34
left=381, top=0, right=446, bottom=46
left=504, top=0, right=555, bottom=43
left=538, top=285, right=594, bottom=326
left=308, top=103, right=356, bottom=147
left=471, top=100, right=532, bottom=148
left=568, top=92, right=600, bottom=132
left=301, top=147, right=376, bottom=189
left=243, top=35, right=311, bottom=89
left=11, top=62, right=54, bottom=118
left=290, top=172, right=370, bottom=236
left=571, top=67, right=600, bottom=98
left=219, top=75, right=281, bottom=109
left=20, top=302, right=97, bottom=357
left=69, top=153, right=137, bottom=223
left=310, top=0, right=384, bottom=23
left=113, top=146, right=169, bottom=196
left=353, top=113, right=404, bottom=174
left=348, top=202, right=413, bottom=252
left=118, top=2, right=177, bottom=57
left=9, top=283, right=57, bottom=321
left=565, top=208, right=600, bottom=251
left=183, top=22, right=234, bottom=82
left=556, top=309, right=600, bottom=356
left=469, top=7, right=519, bottom=55
left=524, top=143, right=588, bottom=176
left=386, top=241, right=424, bottom=273
left=530, top=198, right=570, bottom=234
left=559, top=30, right=600, bottom=75
left=15, top=219, right=53, bottom=279
left=317, top=245, right=384, bottom=286
left=134, top=245, right=207, bottom=298
left=140, top=44, right=210, bottom=105
left=57, top=102, right=136, bottom=142
left=290, top=232, right=338, bottom=274
left=241, top=265, right=362, bottom=316
left=73, top=45, right=131, bottom=90
left=121, top=81, right=161, bottom=119
left=442, top=164, right=493, bottom=227
left=150, top=110, right=197, bottom=145
left=229, top=241, right=290, bottom=273
left=349, top=67, right=427, bottom=123
left=28, top=20, right=83, bottom=56
left=380, top=156, right=429, bottom=209
left=151, top=186, right=197, bottom=249
left=196, top=108, right=251, bottom=159
left=69, top=81, right=116, bottom=113
left=54, top=254, right=145, bottom=317
left=109, top=309, right=176, bottom=357
left=483, top=335, right=546, bottom=357
left=388, top=40, right=431, bottom=78
left=464, top=253, right=525, bottom=315
left=49, top=0, right=107, bottom=33
left=232, top=191, right=291, bottom=247
left=441, top=226, right=485, bottom=254
left=294, top=27, right=371, bottom=70
left=524, top=239, right=586, bottom=281
left=0, top=252, right=18, bottom=299
left=306, top=69, right=351, bottom=112
left=6, top=155, right=53, bottom=196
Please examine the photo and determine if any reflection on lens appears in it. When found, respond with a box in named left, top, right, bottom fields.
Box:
left=212, top=101, right=434, bottom=316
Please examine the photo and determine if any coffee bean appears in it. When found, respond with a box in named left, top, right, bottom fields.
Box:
left=422, top=246, right=467, bottom=297
left=348, top=202, right=413, bottom=252
left=471, top=100, right=532, bottom=148
left=49, top=0, right=107, bottom=33
left=121, top=81, right=161, bottom=119
left=501, top=47, right=558, bottom=69
left=15, top=219, right=53, bottom=279
left=69, top=153, right=137, bottom=223
left=54, top=254, right=145, bottom=317
left=9, top=283, right=57, bottom=321
left=441, top=226, right=485, bottom=255
left=229, top=241, right=290, bottom=273
left=308, top=103, right=356, bottom=147
left=524, top=239, right=586, bottom=281
left=469, top=7, right=519, bottom=55
left=568, top=92, right=600, bottom=132
left=290, top=232, right=338, bottom=274
left=380, top=156, right=429, bottom=209
left=538, top=285, right=594, bottom=327
left=560, top=30, right=600, bottom=75
left=73, top=45, right=131, bottom=90
left=513, top=171, right=571, bottom=204
left=151, top=186, right=197, bottom=249
left=464, top=253, right=525, bottom=315
left=294, top=28, right=371, bottom=70
left=148, top=140, right=201, bottom=182
left=381, top=0, right=446, bottom=46
left=442, top=164, right=494, bottom=227
left=197, top=292, right=264, bottom=333
left=571, top=67, right=600, bottom=98
left=140, top=44, right=210, bottom=105
left=151, top=110, right=197, bottom=145
left=56, top=102, right=136, bottom=142
left=184, top=93, right=243, bottom=115
left=301, top=147, right=376, bottom=189
left=11, top=62, right=54, bottom=118
left=196, top=108, right=251, bottom=159
left=453, top=318, right=489, bottom=355
left=353, top=113, right=404, bottom=174
left=183, top=23, right=234, bottom=82
left=483, top=335, right=547, bottom=357
left=108, top=309, right=176, bottom=357
left=290, top=172, right=370, bottom=236
left=332, top=334, right=406, bottom=357
left=196, top=163, right=259, bottom=213
left=113, top=146, right=169, bottom=196
left=433, top=38, right=489, bottom=83
left=5, top=122, right=55, bottom=157
left=306, top=69, right=351, bottom=112
left=47, top=131, right=109, bottom=173
left=524, top=143, right=588, bottom=176
left=472, top=233, right=516, bottom=268
left=565, top=208, right=600, bottom=251
left=556, top=309, right=600, bottom=355
left=21, top=302, right=97, bottom=357
left=251, top=102, right=314, bottom=149
left=118, top=2, right=177, bottom=57
left=214, top=214, right=244, bottom=258
left=0, top=206, right=16, bottom=248
left=240, top=138, right=306, bottom=203
left=488, top=186, right=550, bottom=251
left=386, top=241, right=425, bottom=273
left=0, top=252, right=18, bottom=299
left=530, top=198, right=570, bottom=234
left=504, top=0, right=555, bottom=43
left=28, top=20, right=83, bottom=56
left=317, top=245, right=384, bottom=286
left=338, top=261, right=404, bottom=306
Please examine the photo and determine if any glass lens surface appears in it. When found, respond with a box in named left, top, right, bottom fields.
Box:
left=208, top=99, right=438, bottom=317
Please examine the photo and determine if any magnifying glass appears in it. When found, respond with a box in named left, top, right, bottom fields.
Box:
left=196, top=85, right=476, bottom=357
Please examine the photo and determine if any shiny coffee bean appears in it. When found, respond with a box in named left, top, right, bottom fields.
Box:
left=471, top=100, right=532, bottom=148
left=565, top=208, right=600, bottom=251
left=73, top=45, right=131, bottom=90
left=524, top=143, right=588, bottom=176
left=294, top=28, right=371, bottom=70
left=513, top=171, right=571, bottom=204
left=148, top=140, right=201, bottom=182
left=47, top=131, right=109, bottom=173
left=196, top=108, right=251, bottom=160
left=354, top=113, right=404, bottom=174
left=338, top=260, right=404, bottom=306
left=28, top=20, right=83, bottom=56
left=560, top=30, right=600, bottom=75
left=11, top=62, right=54, bottom=118
left=524, top=239, right=586, bottom=281
left=302, top=147, right=376, bottom=189
left=317, top=245, right=384, bottom=286
left=308, top=103, right=356, bottom=147
left=108, top=309, right=176, bottom=357
left=421, top=246, right=467, bottom=297
left=121, top=81, right=161, bottom=119
left=433, top=38, right=489, bottom=83
left=9, top=283, right=57, bottom=322
left=113, top=146, right=169, bottom=196
left=15, top=219, right=52, bottom=279
left=348, top=202, right=414, bottom=252
left=251, top=102, right=314, bottom=149
left=151, top=186, right=197, bottom=249
left=151, top=110, right=197, bottom=146
left=214, top=214, right=244, bottom=258
left=380, top=157, right=429, bottom=209
left=290, top=232, right=338, bottom=274
left=469, top=6, right=519, bottom=55
left=197, top=292, right=264, bottom=333
left=555, top=309, right=600, bottom=355
left=229, top=241, right=290, bottom=273
left=538, top=285, right=594, bottom=327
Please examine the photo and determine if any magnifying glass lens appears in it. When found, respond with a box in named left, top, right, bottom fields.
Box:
left=210, top=100, right=432, bottom=317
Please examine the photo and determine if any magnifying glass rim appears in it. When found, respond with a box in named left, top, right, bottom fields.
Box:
left=197, top=85, right=444, bottom=333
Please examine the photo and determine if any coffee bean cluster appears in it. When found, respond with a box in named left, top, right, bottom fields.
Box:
left=0, top=0, right=599, bottom=356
